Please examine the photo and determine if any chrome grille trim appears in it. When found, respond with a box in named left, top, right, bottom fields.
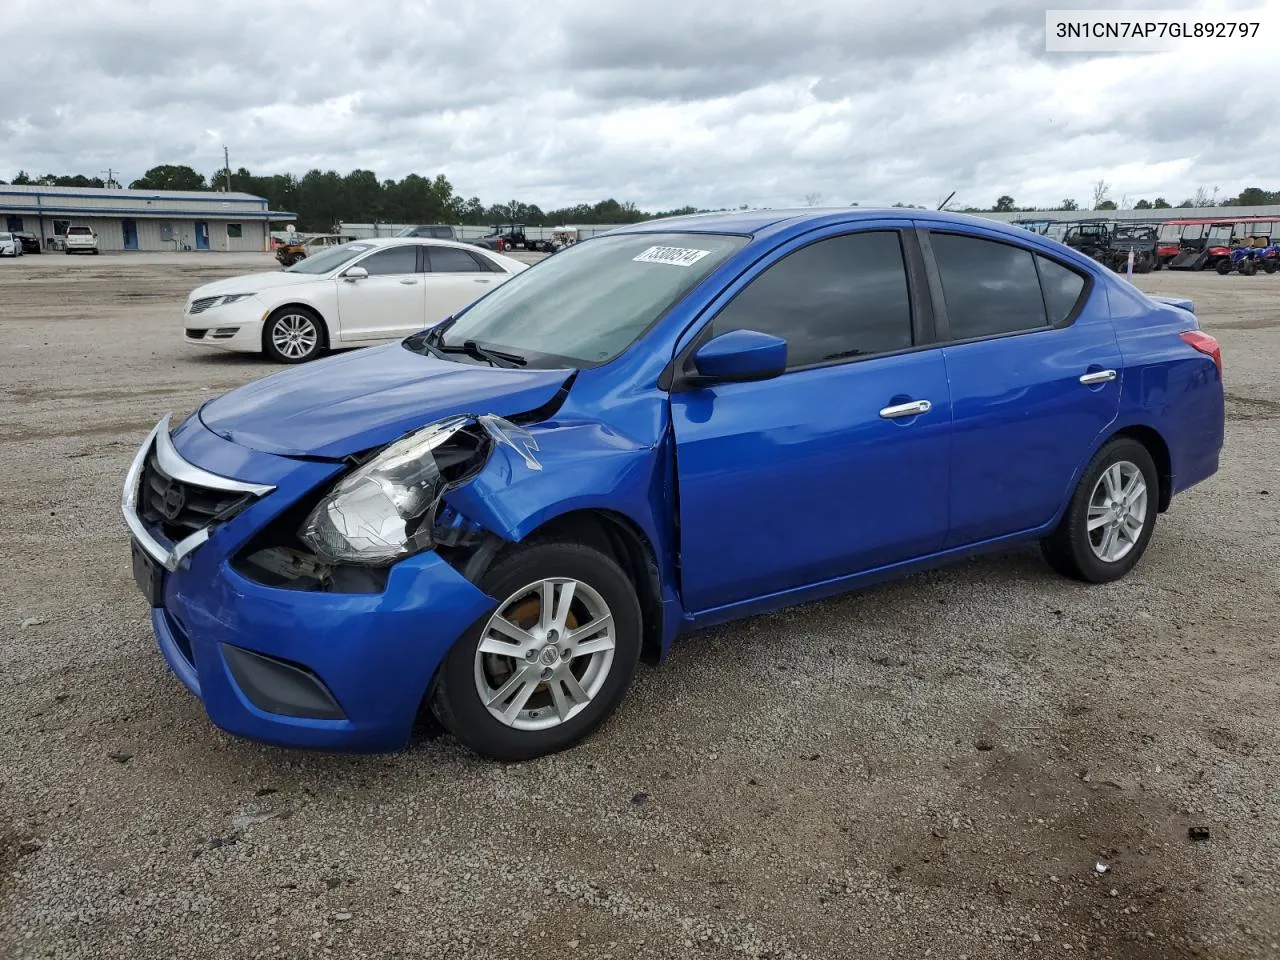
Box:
left=122, top=414, right=275, bottom=571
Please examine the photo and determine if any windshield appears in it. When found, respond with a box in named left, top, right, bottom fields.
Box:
left=1208, top=225, right=1233, bottom=241
left=433, top=232, right=747, bottom=367
left=1181, top=224, right=1204, bottom=240
left=285, top=242, right=374, bottom=274
left=0, top=233, right=10, bottom=241
left=1158, top=224, right=1184, bottom=242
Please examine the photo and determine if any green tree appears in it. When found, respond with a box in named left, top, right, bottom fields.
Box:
left=1059, top=198, right=1079, bottom=211
left=1224, top=186, right=1279, bottom=206
left=1134, top=199, right=1152, bottom=210
left=1095, top=200, right=1117, bottom=210
left=12, top=170, right=32, bottom=184
left=1153, top=197, right=1171, bottom=208
left=993, top=195, right=1015, bottom=212
left=130, top=164, right=207, bottom=191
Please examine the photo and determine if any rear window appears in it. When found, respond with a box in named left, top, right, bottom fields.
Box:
left=931, top=233, right=1047, bottom=339
left=67, top=226, right=92, bottom=236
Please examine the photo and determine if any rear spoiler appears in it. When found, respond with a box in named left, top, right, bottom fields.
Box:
left=1148, top=294, right=1195, bottom=314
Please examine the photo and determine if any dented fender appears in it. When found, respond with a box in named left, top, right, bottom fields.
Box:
left=444, top=418, right=659, bottom=543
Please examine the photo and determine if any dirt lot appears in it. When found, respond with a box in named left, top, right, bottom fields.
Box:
left=0, top=252, right=1277, bottom=960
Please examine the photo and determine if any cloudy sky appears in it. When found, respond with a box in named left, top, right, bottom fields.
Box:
left=3, top=0, right=1278, bottom=211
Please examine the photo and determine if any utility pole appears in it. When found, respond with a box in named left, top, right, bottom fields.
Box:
left=223, top=145, right=231, bottom=193
left=101, top=168, right=118, bottom=189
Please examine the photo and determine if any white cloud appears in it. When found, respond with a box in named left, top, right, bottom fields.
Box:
left=3, top=0, right=1277, bottom=210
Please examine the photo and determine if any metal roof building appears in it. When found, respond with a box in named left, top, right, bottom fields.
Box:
left=0, top=185, right=296, bottom=252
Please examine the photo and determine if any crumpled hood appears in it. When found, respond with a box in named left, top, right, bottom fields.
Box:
left=199, top=343, right=573, bottom=458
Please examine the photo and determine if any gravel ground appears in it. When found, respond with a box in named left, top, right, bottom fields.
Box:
left=0, top=253, right=1276, bottom=960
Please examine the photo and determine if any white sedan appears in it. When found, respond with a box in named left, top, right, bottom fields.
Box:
left=182, top=238, right=528, bottom=363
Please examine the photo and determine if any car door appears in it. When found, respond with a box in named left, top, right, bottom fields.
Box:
left=334, top=244, right=426, bottom=342
left=670, top=225, right=953, bottom=615
left=423, top=245, right=504, bottom=323
left=917, top=226, right=1122, bottom=547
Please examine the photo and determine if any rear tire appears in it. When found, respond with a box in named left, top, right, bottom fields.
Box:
left=1241, top=260, right=1257, bottom=277
left=1263, top=260, right=1278, bottom=274
left=430, top=539, right=642, bottom=761
left=1216, top=259, right=1232, bottom=275
left=262, top=306, right=326, bottom=363
left=1041, top=437, right=1159, bottom=584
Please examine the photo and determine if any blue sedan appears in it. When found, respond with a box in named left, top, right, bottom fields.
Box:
left=122, top=209, right=1225, bottom=759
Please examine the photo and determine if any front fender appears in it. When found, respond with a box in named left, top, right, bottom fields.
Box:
left=441, top=417, right=685, bottom=656
left=443, top=418, right=661, bottom=544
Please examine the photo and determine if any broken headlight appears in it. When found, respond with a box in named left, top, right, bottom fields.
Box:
left=299, top=414, right=539, bottom=565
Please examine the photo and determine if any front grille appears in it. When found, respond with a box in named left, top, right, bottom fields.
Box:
left=138, top=449, right=253, bottom=543
left=185, top=328, right=207, bottom=339
left=188, top=296, right=220, bottom=315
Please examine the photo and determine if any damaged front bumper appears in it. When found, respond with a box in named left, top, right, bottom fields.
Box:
left=123, top=413, right=496, bottom=751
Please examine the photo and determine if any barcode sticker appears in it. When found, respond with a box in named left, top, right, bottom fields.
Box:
left=633, top=245, right=712, bottom=267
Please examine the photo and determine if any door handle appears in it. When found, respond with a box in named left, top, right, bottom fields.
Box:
left=879, top=399, right=932, bottom=419
left=1079, top=369, right=1117, bottom=385
left=474, top=278, right=491, bottom=283
left=399, top=278, right=418, bottom=285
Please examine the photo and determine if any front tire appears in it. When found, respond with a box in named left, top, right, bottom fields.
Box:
left=431, top=540, right=642, bottom=761
left=1041, top=437, right=1159, bottom=584
left=263, top=306, right=326, bottom=363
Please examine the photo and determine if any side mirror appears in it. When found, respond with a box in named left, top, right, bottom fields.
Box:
left=689, top=329, right=787, bottom=385
left=343, top=266, right=369, bottom=281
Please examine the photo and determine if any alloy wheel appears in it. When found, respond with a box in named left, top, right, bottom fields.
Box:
left=1087, top=460, right=1148, bottom=563
left=271, top=313, right=318, bottom=360
left=474, top=578, right=616, bottom=731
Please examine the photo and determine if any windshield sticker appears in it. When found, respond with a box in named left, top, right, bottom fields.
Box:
left=633, top=245, right=712, bottom=267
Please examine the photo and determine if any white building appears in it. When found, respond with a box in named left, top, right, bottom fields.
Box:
left=0, top=184, right=296, bottom=252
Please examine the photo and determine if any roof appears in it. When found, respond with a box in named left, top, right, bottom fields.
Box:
left=0, top=184, right=266, bottom=203
left=612, top=207, right=1062, bottom=239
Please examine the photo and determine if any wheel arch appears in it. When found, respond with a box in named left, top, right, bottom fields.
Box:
left=1105, top=423, right=1174, bottom=512
left=261, top=301, right=331, bottom=352
left=515, top=508, right=665, bottom=665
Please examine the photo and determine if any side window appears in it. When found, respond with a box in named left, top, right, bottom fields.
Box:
left=1036, top=255, right=1087, bottom=324
left=226, top=223, right=243, bottom=239
left=712, top=231, right=913, bottom=369
left=930, top=233, right=1047, bottom=339
left=427, top=246, right=483, bottom=273
left=358, top=245, right=419, bottom=276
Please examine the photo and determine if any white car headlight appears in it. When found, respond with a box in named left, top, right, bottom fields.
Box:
left=299, top=414, right=540, bottom=565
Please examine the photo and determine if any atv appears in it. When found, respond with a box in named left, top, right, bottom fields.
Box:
left=1061, top=220, right=1113, bottom=265
left=1219, top=243, right=1280, bottom=275
left=1107, top=224, right=1158, bottom=274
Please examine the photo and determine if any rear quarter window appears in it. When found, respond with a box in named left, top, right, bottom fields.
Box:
left=1036, top=255, right=1088, bottom=324
left=930, top=233, right=1047, bottom=339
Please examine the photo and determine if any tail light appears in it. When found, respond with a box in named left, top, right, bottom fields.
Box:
left=1180, top=330, right=1222, bottom=375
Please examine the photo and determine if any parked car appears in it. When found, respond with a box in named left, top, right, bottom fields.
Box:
left=63, top=225, right=100, bottom=254
left=124, top=209, right=1225, bottom=760
left=395, top=224, right=458, bottom=240
left=0, top=231, right=20, bottom=257
left=183, top=238, right=527, bottom=363
left=12, top=231, right=40, bottom=254
left=274, top=233, right=358, bottom=268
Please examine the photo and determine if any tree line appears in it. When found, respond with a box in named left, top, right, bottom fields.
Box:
left=3, top=165, right=702, bottom=232
left=983, top=180, right=1279, bottom=215
left=5, top=166, right=1278, bottom=229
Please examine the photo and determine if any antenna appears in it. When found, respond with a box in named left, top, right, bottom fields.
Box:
left=938, top=190, right=956, bottom=211
left=223, top=145, right=231, bottom=192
